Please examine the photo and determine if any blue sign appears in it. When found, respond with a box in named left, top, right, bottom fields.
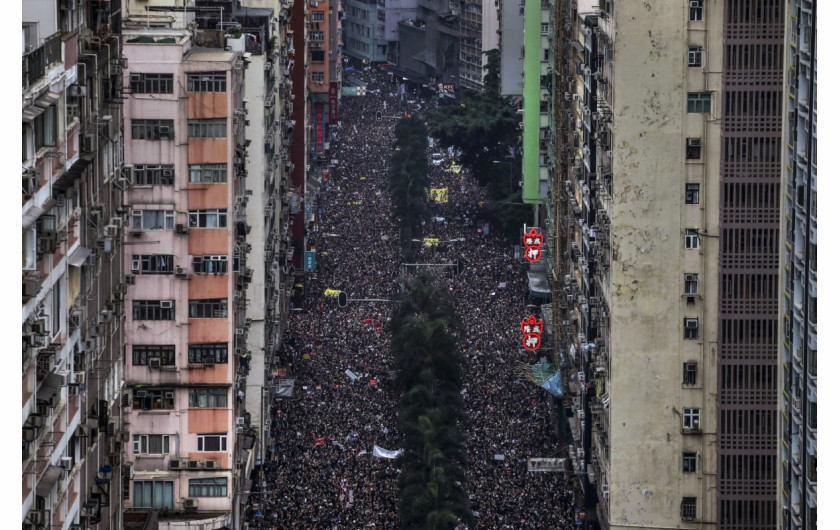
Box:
left=304, top=251, right=316, bottom=271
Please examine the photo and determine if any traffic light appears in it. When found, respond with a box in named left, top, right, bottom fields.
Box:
left=376, top=111, right=382, bottom=121
left=338, top=291, right=347, bottom=307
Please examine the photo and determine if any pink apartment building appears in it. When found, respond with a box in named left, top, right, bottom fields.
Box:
left=122, top=28, right=249, bottom=527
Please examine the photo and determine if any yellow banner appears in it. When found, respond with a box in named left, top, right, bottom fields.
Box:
left=446, top=164, right=462, bottom=174
left=324, top=288, right=342, bottom=297
left=428, top=188, right=449, bottom=203
left=423, top=238, right=440, bottom=247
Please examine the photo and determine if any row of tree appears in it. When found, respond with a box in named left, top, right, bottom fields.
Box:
left=391, top=270, right=474, bottom=529
left=390, top=116, right=431, bottom=257
left=425, top=49, right=526, bottom=239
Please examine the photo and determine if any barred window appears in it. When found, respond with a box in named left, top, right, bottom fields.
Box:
left=310, top=31, right=325, bottom=41
left=131, top=119, right=174, bottom=140
left=133, top=300, right=175, bottom=321
left=189, top=298, right=228, bottom=318
left=681, top=497, right=698, bottom=520
left=133, top=164, right=175, bottom=186
left=684, top=318, right=699, bottom=340
left=133, top=388, right=175, bottom=410
left=131, top=254, right=175, bottom=274
left=196, top=434, right=228, bottom=452
left=685, top=183, right=700, bottom=204
left=188, top=387, right=228, bottom=408
left=684, top=274, right=699, bottom=294
left=188, top=209, right=228, bottom=228
left=311, top=11, right=325, bottom=20
left=133, top=345, right=176, bottom=365
left=312, top=71, right=325, bottom=83
left=688, top=0, right=703, bottom=21
left=187, top=119, right=227, bottom=138
left=192, top=255, right=228, bottom=274
left=687, top=46, right=703, bottom=68
left=188, top=477, right=228, bottom=497
left=132, top=210, right=175, bottom=230
left=130, top=73, right=174, bottom=94
left=683, top=362, right=698, bottom=385
left=189, top=343, right=228, bottom=364
left=133, top=434, right=171, bottom=454
left=187, top=72, right=227, bottom=92
left=189, top=163, right=227, bottom=183
left=682, top=452, right=698, bottom=472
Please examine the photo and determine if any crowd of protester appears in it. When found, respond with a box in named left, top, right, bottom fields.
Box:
left=244, top=67, right=580, bottom=529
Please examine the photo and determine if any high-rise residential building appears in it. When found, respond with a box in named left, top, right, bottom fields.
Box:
left=458, top=0, right=499, bottom=88
left=23, top=0, right=126, bottom=528
left=344, top=0, right=389, bottom=63
left=549, top=0, right=786, bottom=527
left=779, top=1, right=816, bottom=528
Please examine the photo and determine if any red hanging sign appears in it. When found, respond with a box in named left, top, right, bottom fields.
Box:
left=523, top=228, right=544, bottom=262
left=521, top=314, right=544, bottom=351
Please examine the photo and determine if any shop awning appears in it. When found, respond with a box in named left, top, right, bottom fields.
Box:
left=527, top=271, right=551, bottom=301
left=37, top=465, right=64, bottom=495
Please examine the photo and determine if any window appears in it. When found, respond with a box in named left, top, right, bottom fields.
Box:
left=131, top=119, right=174, bottom=140
left=686, top=138, right=701, bottom=159
left=192, top=255, right=229, bottom=274
left=189, top=298, right=228, bottom=318
left=188, top=209, right=228, bottom=228
left=681, top=497, right=698, bottom=520
left=189, top=343, right=229, bottom=364
left=682, top=408, right=700, bottom=431
left=688, top=46, right=703, bottom=67
left=189, top=163, right=227, bottom=183
left=187, top=119, right=227, bottom=138
left=187, top=72, right=227, bottom=92
left=311, top=10, right=325, bottom=20
left=133, top=345, right=176, bottom=366
left=34, top=105, right=57, bottom=149
left=687, top=92, right=712, bottom=113
left=684, top=318, right=699, bottom=340
left=311, top=50, right=325, bottom=62
left=188, top=477, right=228, bottom=497
left=131, top=254, right=175, bottom=274
left=133, top=480, right=174, bottom=509
left=132, top=210, right=175, bottom=230
left=683, top=362, right=698, bottom=385
left=540, top=23, right=549, bottom=34
left=684, top=274, right=698, bottom=294
left=133, top=434, right=171, bottom=454
left=188, top=387, right=228, bottom=408
left=133, top=164, right=175, bottom=186
left=133, top=300, right=175, bottom=321
left=196, top=433, right=228, bottom=452
left=682, top=452, right=698, bottom=472
left=311, top=31, right=325, bottom=41
left=685, top=183, right=700, bottom=204
left=311, top=71, right=325, bottom=83
left=132, top=388, right=176, bottom=410
left=685, top=229, right=699, bottom=249
left=688, top=0, right=703, bottom=21
left=130, top=73, right=174, bottom=94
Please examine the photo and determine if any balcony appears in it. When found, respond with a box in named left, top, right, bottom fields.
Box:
left=22, top=32, right=62, bottom=91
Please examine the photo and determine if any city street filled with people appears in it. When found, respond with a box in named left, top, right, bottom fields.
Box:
left=244, top=67, right=580, bottom=529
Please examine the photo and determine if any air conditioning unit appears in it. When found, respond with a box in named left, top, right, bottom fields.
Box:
left=74, top=372, right=86, bottom=385
left=236, top=417, right=246, bottom=426
left=175, top=266, right=187, bottom=277
left=149, top=357, right=162, bottom=368
left=184, top=498, right=199, bottom=509
left=28, top=510, right=45, bottom=525
left=158, top=125, right=171, bottom=139
left=162, top=168, right=175, bottom=178
left=60, top=456, right=74, bottom=470
left=686, top=319, right=699, bottom=329
left=203, top=355, right=216, bottom=366
left=236, top=426, right=244, bottom=434
left=188, top=460, right=202, bottom=469
left=235, top=327, right=246, bottom=336
left=169, top=459, right=183, bottom=470
left=204, top=459, right=218, bottom=469
left=175, top=223, right=189, bottom=234
left=81, top=135, right=96, bottom=153
left=164, top=391, right=174, bottom=399
left=68, top=385, right=79, bottom=397
left=37, top=235, right=57, bottom=255
left=160, top=300, right=173, bottom=309
left=601, top=485, right=609, bottom=499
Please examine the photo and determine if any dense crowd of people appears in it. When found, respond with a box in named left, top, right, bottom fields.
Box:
left=243, top=67, right=580, bottom=529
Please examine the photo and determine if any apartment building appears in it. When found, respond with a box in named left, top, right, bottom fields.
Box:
left=458, top=0, right=499, bottom=89
left=550, top=0, right=790, bottom=528
left=23, top=0, right=126, bottom=528
left=779, top=0, right=817, bottom=528
left=121, top=25, right=248, bottom=526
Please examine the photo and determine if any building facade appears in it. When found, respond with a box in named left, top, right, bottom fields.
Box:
left=778, top=0, right=816, bottom=528
left=121, top=25, right=247, bottom=527
left=23, top=0, right=126, bottom=528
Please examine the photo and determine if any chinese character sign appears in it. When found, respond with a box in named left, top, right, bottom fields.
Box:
left=313, top=102, right=325, bottom=155
left=522, top=228, right=544, bottom=262
left=521, top=314, right=544, bottom=351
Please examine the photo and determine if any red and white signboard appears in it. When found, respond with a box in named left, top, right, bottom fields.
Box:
left=523, top=227, right=544, bottom=262
left=521, top=314, right=544, bottom=351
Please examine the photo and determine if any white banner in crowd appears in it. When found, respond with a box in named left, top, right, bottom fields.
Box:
left=372, top=445, right=404, bottom=459
left=527, top=458, right=566, bottom=472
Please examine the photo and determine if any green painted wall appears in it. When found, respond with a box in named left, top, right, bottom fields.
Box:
left=522, top=0, right=542, bottom=204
